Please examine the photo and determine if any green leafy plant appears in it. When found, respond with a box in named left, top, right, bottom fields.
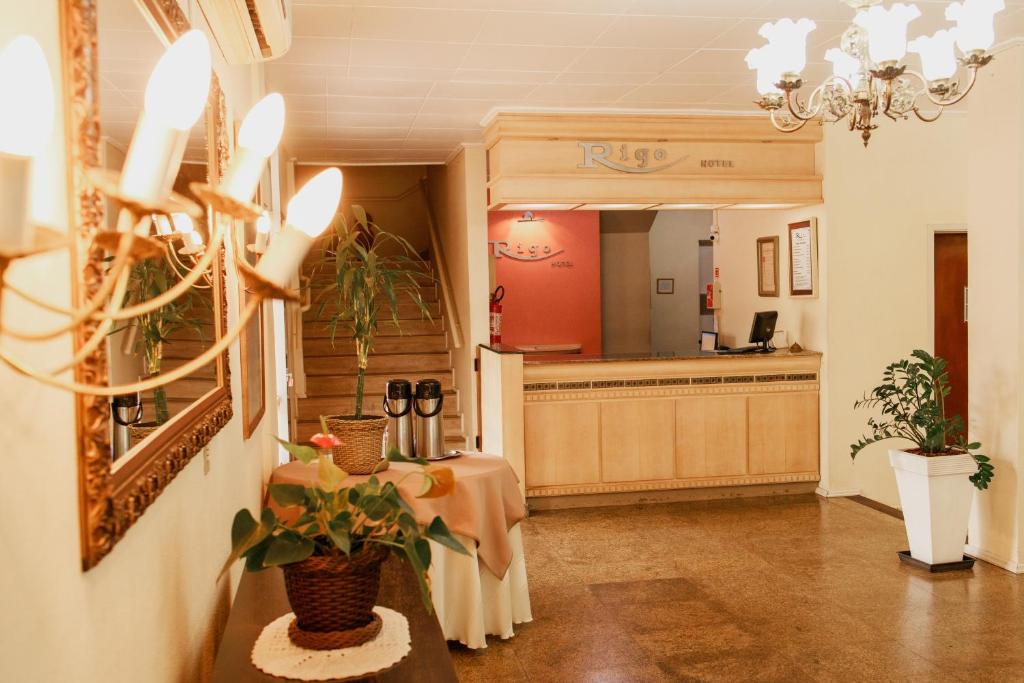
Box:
left=221, top=421, right=467, bottom=610
left=122, top=259, right=208, bottom=424
left=851, top=349, right=994, bottom=490
left=314, top=206, right=431, bottom=418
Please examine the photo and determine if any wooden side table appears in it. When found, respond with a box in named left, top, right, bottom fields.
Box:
left=211, top=557, right=458, bottom=682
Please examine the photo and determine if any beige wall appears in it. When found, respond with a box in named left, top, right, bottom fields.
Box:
left=967, top=46, right=1024, bottom=572
left=0, top=3, right=284, bottom=680
left=427, top=145, right=489, bottom=444
left=600, top=211, right=653, bottom=354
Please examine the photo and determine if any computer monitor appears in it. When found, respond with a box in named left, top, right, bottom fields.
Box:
left=748, top=311, right=778, bottom=351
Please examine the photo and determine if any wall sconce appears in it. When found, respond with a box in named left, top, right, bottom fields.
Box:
left=248, top=211, right=272, bottom=255
left=517, top=211, right=545, bottom=223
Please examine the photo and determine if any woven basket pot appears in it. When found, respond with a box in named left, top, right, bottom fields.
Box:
left=324, top=414, right=389, bottom=474
left=128, top=422, right=159, bottom=446
left=282, top=544, right=390, bottom=650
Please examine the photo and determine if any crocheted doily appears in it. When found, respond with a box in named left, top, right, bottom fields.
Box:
left=251, top=606, right=411, bottom=681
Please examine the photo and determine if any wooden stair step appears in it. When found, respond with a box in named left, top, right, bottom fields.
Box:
left=308, top=285, right=439, bottom=305
left=294, top=414, right=464, bottom=442
left=305, top=372, right=453, bottom=396
left=304, top=353, right=451, bottom=375
left=304, top=318, right=443, bottom=338
left=303, top=335, right=449, bottom=355
left=304, top=300, right=441, bottom=323
left=298, top=390, right=460, bottom=418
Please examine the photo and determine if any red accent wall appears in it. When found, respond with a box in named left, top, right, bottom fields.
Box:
left=488, top=211, right=602, bottom=354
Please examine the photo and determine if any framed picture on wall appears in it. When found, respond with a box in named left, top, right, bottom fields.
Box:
left=656, top=278, right=674, bottom=294
left=756, top=236, right=780, bottom=297
left=788, top=218, right=819, bottom=297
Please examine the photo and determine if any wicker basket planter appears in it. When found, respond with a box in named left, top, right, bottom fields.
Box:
left=324, top=414, right=389, bottom=474
left=282, top=544, right=390, bottom=650
left=128, top=422, right=159, bottom=447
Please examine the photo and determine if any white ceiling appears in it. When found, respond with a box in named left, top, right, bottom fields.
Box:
left=264, top=0, right=1024, bottom=165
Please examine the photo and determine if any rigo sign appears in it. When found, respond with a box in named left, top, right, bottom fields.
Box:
left=577, top=141, right=687, bottom=174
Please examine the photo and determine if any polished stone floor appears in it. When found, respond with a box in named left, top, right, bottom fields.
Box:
left=449, top=494, right=1024, bottom=682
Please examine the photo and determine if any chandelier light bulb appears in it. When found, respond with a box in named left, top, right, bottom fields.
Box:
left=824, top=48, right=863, bottom=89
left=221, top=93, right=285, bottom=201
left=0, top=36, right=55, bottom=158
left=745, top=45, right=783, bottom=95
left=0, top=35, right=54, bottom=249
left=144, top=30, right=212, bottom=131
left=256, top=168, right=343, bottom=288
left=946, top=0, right=1005, bottom=53
left=253, top=210, right=272, bottom=253
left=855, top=3, right=922, bottom=65
left=757, top=18, right=816, bottom=76
left=908, top=30, right=960, bottom=82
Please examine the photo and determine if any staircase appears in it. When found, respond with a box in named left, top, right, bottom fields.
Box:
left=295, top=265, right=468, bottom=449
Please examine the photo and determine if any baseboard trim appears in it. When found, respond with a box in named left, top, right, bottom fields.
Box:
left=527, top=482, right=818, bottom=511
left=815, top=486, right=861, bottom=498
left=964, top=544, right=1024, bottom=574
left=848, top=495, right=903, bottom=520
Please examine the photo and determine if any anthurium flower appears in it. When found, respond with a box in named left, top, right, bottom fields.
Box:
left=418, top=466, right=456, bottom=498
left=310, top=432, right=342, bottom=449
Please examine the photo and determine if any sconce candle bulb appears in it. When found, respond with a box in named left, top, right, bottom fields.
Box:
left=256, top=168, right=342, bottom=288
left=0, top=36, right=54, bottom=248
left=221, top=93, right=285, bottom=201
left=253, top=211, right=272, bottom=253
left=119, top=30, right=211, bottom=207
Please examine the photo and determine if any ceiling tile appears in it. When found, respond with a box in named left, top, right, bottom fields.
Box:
left=276, top=37, right=350, bottom=65
left=327, top=78, right=434, bottom=98
left=327, top=95, right=424, bottom=114
left=347, top=65, right=457, bottom=81
left=283, top=94, right=329, bottom=113
left=474, top=12, right=616, bottom=47
left=651, top=71, right=745, bottom=85
left=351, top=7, right=487, bottom=42
left=568, top=47, right=694, bottom=73
left=453, top=69, right=558, bottom=84
left=428, top=81, right=537, bottom=99
left=265, top=72, right=327, bottom=95
left=668, top=49, right=748, bottom=73
left=327, top=112, right=418, bottom=127
left=349, top=39, right=470, bottom=69
left=292, top=4, right=354, bottom=38
left=289, top=111, right=328, bottom=127
left=462, top=44, right=586, bottom=71
left=626, top=83, right=736, bottom=103
left=553, top=71, right=655, bottom=85
left=626, top=0, right=770, bottom=18
left=600, top=16, right=739, bottom=49
left=527, top=83, right=635, bottom=102
left=326, top=127, right=412, bottom=139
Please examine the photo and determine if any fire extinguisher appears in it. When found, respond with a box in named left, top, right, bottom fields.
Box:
left=489, top=285, right=505, bottom=346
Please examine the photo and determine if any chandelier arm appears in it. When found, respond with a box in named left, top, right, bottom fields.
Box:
left=166, top=242, right=213, bottom=289
left=769, top=109, right=810, bottom=133
left=784, top=88, right=824, bottom=122
left=88, top=218, right=228, bottom=322
left=0, top=296, right=261, bottom=396
left=0, top=224, right=136, bottom=339
left=918, top=66, right=980, bottom=108
left=912, top=106, right=944, bottom=123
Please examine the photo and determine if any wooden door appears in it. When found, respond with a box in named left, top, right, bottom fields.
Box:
left=934, top=233, right=968, bottom=430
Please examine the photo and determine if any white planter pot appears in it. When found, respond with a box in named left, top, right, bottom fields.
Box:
left=889, top=449, right=976, bottom=565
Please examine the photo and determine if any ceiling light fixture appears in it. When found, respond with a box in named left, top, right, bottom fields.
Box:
left=746, top=0, right=1005, bottom=146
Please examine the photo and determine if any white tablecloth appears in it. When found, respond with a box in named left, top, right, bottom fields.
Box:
left=430, top=525, right=532, bottom=649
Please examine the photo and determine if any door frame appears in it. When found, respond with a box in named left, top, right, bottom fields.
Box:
left=926, top=223, right=967, bottom=354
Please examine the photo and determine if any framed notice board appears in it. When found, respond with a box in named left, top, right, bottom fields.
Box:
left=788, top=218, right=818, bottom=297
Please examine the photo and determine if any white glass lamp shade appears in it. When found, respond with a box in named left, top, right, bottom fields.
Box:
left=946, top=0, right=1005, bottom=53
left=757, top=18, right=817, bottom=75
left=0, top=36, right=55, bottom=158
left=855, top=3, right=922, bottom=64
left=144, top=30, right=211, bottom=131
left=824, top=48, right=863, bottom=89
left=908, top=30, right=959, bottom=81
left=171, top=213, right=195, bottom=235
left=285, top=167, right=343, bottom=238
left=745, top=45, right=782, bottom=95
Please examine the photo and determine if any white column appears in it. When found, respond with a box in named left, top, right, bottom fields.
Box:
left=966, top=45, right=1024, bottom=572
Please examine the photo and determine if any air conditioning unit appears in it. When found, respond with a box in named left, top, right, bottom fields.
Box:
left=197, top=0, right=293, bottom=65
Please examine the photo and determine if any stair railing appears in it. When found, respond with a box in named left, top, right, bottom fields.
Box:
left=417, top=178, right=463, bottom=350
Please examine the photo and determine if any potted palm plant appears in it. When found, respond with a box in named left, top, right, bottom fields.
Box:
left=221, top=426, right=466, bottom=650
left=314, top=206, right=430, bottom=473
left=852, top=349, right=994, bottom=568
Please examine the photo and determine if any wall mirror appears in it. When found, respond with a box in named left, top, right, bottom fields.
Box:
left=237, top=165, right=267, bottom=440
left=63, top=0, right=233, bottom=569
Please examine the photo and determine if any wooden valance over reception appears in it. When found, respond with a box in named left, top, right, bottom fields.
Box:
left=483, top=113, right=823, bottom=210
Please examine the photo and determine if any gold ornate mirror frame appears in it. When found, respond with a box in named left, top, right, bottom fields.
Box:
left=61, top=0, right=233, bottom=569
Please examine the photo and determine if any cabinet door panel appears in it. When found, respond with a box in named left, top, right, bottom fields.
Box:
left=600, top=400, right=675, bottom=482
left=675, top=396, right=748, bottom=478
left=748, top=393, right=819, bottom=475
left=525, top=402, right=600, bottom=487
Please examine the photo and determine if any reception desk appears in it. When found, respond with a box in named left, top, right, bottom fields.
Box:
left=479, top=346, right=820, bottom=502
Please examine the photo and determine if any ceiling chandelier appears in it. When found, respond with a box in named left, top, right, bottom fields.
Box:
left=0, top=31, right=342, bottom=396
left=746, top=0, right=1005, bottom=146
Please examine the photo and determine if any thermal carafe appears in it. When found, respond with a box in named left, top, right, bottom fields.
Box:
left=111, top=392, right=142, bottom=462
left=413, top=379, right=444, bottom=459
left=383, top=379, right=414, bottom=457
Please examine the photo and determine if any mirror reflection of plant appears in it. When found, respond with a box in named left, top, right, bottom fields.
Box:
left=851, top=349, right=994, bottom=490
left=123, top=258, right=210, bottom=425
left=222, top=421, right=468, bottom=611
left=314, top=206, right=432, bottom=419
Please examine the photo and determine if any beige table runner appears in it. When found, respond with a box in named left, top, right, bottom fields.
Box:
left=270, top=454, right=526, bottom=578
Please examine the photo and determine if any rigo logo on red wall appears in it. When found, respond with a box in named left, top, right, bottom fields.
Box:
left=488, top=240, right=573, bottom=268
